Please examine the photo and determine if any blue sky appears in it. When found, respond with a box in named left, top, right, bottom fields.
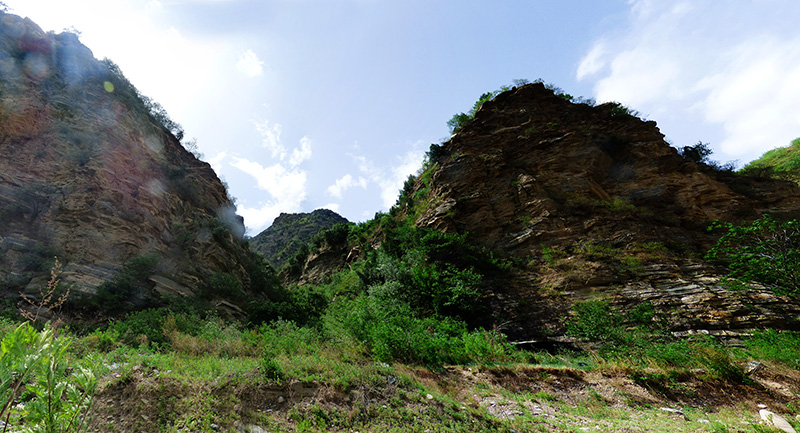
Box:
left=7, top=0, right=800, bottom=234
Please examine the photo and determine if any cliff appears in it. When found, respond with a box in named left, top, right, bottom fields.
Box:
left=289, top=83, right=800, bottom=340
left=0, top=12, right=261, bottom=317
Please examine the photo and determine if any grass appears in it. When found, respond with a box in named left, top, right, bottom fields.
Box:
left=2, top=303, right=799, bottom=432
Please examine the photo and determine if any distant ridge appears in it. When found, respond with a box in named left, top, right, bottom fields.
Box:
left=249, top=209, right=348, bottom=269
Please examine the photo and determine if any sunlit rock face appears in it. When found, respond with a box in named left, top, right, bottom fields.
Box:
left=0, top=12, right=250, bottom=312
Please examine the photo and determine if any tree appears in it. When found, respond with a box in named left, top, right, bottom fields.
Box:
left=707, top=214, right=800, bottom=296
left=679, top=141, right=713, bottom=164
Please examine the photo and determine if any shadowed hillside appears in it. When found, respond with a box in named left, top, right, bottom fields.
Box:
left=249, top=209, right=348, bottom=270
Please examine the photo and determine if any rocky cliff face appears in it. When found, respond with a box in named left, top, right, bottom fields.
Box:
left=0, top=12, right=254, bottom=315
left=402, top=83, right=800, bottom=339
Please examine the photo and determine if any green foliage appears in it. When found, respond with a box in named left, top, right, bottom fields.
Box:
left=678, top=140, right=737, bottom=171
left=678, top=141, right=713, bottom=164
left=92, top=254, right=159, bottom=313
left=740, top=137, right=800, bottom=181
left=204, top=272, right=245, bottom=301
left=0, top=323, right=97, bottom=432
left=447, top=80, right=530, bottom=133
left=361, top=224, right=502, bottom=322
left=247, top=285, right=328, bottom=327
left=743, top=329, right=800, bottom=369
left=109, top=308, right=206, bottom=349
left=566, top=300, right=624, bottom=342
left=607, top=101, right=640, bottom=118
left=101, top=59, right=184, bottom=140
left=707, top=214, right=800, bottom=296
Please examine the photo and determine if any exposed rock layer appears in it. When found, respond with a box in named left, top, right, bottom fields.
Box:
left=0, top=12, right=251, bottom=311
left=415, top=83, right=800, bottom=338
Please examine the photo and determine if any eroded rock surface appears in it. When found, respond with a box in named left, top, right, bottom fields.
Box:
left=0, top=12, right=253, bottom=313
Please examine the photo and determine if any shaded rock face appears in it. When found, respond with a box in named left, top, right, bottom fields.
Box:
left=0, top=13, right=250, bottom=310
left=420, top=84, right=800, bottom=254
left=412, top=83, right=800, bottom=338
left=249, top=209, right=348, bottom=270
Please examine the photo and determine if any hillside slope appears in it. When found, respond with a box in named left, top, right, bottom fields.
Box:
left=249, top=209, right=348, bottom=270
left=741, top=137, right=800, bottom=182
left=0, top=12, right=267, bottom=317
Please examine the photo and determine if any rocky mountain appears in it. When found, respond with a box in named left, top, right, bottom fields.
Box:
left=249, top=209, right=348, bottom=270
left=290, top=82, right=800, bottom=341
left=0, top=12, right=267, bottom=317
left=414, top=83, right=800, bottom=339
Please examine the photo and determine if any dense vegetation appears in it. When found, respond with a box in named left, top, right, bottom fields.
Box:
left=248, top=209, right=348, bottom=269
left=740, top=137, right=800, bottom=182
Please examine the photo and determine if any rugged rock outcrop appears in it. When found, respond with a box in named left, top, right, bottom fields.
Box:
left=404, top=83, right=800, bottom=339
left=0, top=12, right=255, bottom=314
left=249, top=209, right=348, bottom=270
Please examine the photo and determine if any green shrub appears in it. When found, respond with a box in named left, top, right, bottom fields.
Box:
left=247, top=286, right=328, bottom=327
left=260, top=357, right=284, bottom=382
left=566, top=299, right=623, bottom=342
left=744, top=329, right=800, bottom=369
left=204, top=272, right=245, bottom=301
left=707, top=214, right=800, bottom=296
left=93, top=254, right=159, bottom=313
left=110, top=308, right=203, bottom=349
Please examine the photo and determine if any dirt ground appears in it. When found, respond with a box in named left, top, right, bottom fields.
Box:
left=87, top=360, right=800, bottom=433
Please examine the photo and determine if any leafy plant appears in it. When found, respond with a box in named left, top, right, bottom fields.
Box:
left=707, top=214, right=800, bottom=296
left=0, top=261, right=98, bottom=432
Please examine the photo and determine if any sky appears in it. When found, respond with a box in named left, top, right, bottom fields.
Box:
left=5, top=0, right=800, bottom=234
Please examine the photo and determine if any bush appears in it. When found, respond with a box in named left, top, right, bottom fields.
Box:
left=93, top=254, right=159, bottom=313
left=566, top=299, right=623, bottom=342
left=707, top=214, right=800, bottom=296
left=247, top=286, right=328, bottom=327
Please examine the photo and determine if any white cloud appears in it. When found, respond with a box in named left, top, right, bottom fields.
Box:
left=321, top=203, right=340, bottom=213
left=576, top=41, right=607, bottom=81
left=230, top=157, right=307, bottom=233
left=354, top=149, right=425, bottom=209
left=254, top=121, right=312, bottom=166
left=326, top=174, right=367, bottom=199
left=289, top=136, right=312, bottom=166
left=577, top=0, right=800, bottom=162
left=236, top=49, right=264, bottom=77
left=254, top=120, right=285, bottom=159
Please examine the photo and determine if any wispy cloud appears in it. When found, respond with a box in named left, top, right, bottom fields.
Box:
left=230, top=156, right=307, bottom=233
left=206, top=151, right=227, bottom=175
left=236, top=49, right=264, bottom=77
left=230, top=121, right=314, bottom=233
left=290, top=136, right=312, bottom=166
left=576, top=0, right=800, bottom=162
left=326, top=174, right=367, bottom=199
left=354, top=149, right=425, bottom=209
left=254, top=120, right=284, bottom=159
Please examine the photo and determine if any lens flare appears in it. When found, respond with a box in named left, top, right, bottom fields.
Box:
left=103, top=81, right=114, bottom=92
